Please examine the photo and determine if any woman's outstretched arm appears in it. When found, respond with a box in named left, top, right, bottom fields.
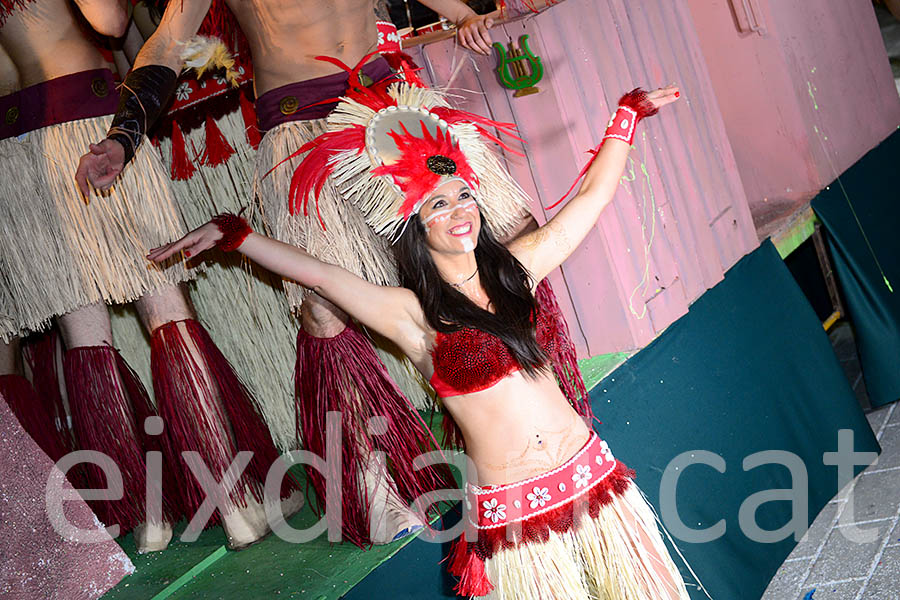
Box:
left=508, top=86, right=680, bottom=282
left=147, top=221, right=423, bottom=344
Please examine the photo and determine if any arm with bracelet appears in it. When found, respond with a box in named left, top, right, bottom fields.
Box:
left=146, top=213, right=423, bottom=346
left=75, top=0, right=212, bottom=196
left=507, top=86, right=679, bottom=282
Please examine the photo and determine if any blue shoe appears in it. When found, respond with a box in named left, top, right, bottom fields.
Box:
left=391, top=524, right=424, bottom=542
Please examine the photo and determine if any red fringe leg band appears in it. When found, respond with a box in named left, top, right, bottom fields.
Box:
left=63, top=345, right=178, bottom=532
left=150, top=318, right=295, bottom=522
left=0, top=374, right=68, bottom=464
left=124, top=351, right=185, bottom=527
left=295, top=322, right=456, bottom=548
left=21, top=328, right=76, bottom=453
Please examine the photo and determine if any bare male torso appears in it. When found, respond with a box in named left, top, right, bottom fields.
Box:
left=223, top=0, right=380, bottom=95
left=0, top=0, right=383, bottom=94
left=0, top=0, right=121, bottom=87
left=0, top=44, right=19, bottom=95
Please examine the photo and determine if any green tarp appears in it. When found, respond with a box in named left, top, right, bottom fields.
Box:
left=349, top=241, right=878, bottom=599
left=812, top=129, right=900, bottom=408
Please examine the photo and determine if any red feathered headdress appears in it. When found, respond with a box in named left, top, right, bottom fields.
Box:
left=267, top=54, right=527, bottom=240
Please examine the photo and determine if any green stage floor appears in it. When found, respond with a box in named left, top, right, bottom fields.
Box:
left=103, top=467, right=434, bottom=600
left=103, top=354, right=625, bottom=600
left=106, top=509, right=418, bottom=600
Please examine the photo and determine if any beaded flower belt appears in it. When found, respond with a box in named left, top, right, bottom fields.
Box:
left=465, top=433, right=618, bottom=530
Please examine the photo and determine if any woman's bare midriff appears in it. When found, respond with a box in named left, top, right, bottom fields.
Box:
left=441, top=371, right=592, bottom=487
left=226, top=0, right=380, bottom=96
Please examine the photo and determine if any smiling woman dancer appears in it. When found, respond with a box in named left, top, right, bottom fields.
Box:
left=149, top=67, right=688, bottom=598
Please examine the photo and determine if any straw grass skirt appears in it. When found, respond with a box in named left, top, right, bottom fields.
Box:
left=477, top=486, right=692, bottom=600
left=450, top=434, right=692, bottom=599
left=0, top=115, right=192, bottom=343
left=252, top=117, right=433, bottom=411
left=255, top=119, right=399, bottom=309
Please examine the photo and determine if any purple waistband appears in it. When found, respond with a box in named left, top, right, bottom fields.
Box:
left=0, top=69, right=118, bottom=141
left=255, top=57, right=394, bottom=132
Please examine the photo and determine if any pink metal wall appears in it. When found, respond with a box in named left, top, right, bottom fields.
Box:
left=409, top=0, right=758, bottom=355
left=686, top=0, right=900, bottom=231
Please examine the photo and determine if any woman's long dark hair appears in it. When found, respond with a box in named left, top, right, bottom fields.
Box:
left=394, top=211, right=548, bottom=375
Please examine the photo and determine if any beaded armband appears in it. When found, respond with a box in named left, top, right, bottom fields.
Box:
left=211, top=213, right=252, bottom=251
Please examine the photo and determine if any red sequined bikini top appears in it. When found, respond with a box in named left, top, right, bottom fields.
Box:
left=429, top=308, right=558, bottom=398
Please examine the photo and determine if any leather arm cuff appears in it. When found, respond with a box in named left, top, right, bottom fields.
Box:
left=106, top=65, right=178, bottom=165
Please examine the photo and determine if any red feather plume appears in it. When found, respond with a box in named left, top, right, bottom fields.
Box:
left=267, top=125, right=367, bottom=229
left=372, top=122, right=479, bottom=219
left=270, top=54, right=528, bottom=233
left=430, top=106, right=524, bottom=155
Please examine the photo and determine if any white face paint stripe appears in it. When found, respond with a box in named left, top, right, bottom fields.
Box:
left=422, top=198, right=478, bottom=226
left=422, top=207, right=454, bottom=227
left=410, top=177, right=471, bottom=218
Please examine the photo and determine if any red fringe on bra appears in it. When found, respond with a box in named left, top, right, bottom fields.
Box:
left=440, top=279, right=594, bottom=451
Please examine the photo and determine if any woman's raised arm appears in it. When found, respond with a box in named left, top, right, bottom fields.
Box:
left=508, top=86, right=680, bottom=283
left=147, top=218, right=423, bottom=345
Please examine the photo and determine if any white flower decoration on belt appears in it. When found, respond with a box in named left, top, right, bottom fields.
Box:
left=527, top=486, right=552, bottom=509
left=482, top=498, right=507, bottom=523
left=572, top=464, right=593, bottom=488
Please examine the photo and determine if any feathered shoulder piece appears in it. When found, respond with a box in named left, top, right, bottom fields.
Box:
left=179, top=35, right=240, bottom=87
left=269, top=53, right=527, bottom=241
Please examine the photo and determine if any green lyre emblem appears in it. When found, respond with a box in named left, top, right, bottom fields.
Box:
left=493, top=35, right=543, bottom=97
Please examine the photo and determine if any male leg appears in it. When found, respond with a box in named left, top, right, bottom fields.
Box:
left=58, top=301, right=175, bottom=552
left=135, top=284, right=302, bottom=549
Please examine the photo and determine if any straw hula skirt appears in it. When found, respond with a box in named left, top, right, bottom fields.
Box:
left=0, top=69, right=192, bottom=342
left=448, top=433, right=691, bottom=599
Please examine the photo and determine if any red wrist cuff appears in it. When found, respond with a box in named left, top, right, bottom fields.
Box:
left=377, top=21, right=402, bottom=54
left=617, top=88, right=659, bottom=120
left=212, top=213, right=252, bottom=252
left=602, top=88, right=658, bottom=146
left=603, top=106, right=639, bottom=146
